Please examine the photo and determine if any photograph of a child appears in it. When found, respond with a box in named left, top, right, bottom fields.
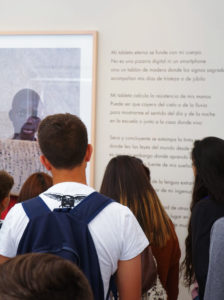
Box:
left=0, top=47, right=81, bottom=140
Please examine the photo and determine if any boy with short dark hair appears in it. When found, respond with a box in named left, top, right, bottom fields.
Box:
left=0, top=113, right=149, bottom=300
left=0, top=170, right=14, bottom=227
left=38, top=113, right=88, bottom=169
left=0, top=253, right=93, bottom=300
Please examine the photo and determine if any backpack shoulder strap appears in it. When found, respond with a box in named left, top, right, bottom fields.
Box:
left=22, top=196, right=51, bottom=219
left=72, top=191, right=113, bottom=223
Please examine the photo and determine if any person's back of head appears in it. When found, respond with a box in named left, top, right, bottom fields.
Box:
left=182, top=136, right=224, bottom=287
left=0, top=170, right=14, bottom=214
left=100, top=155, right=172, bottom=247
left=0, top=253, right=93, bottom=300
left=191, top=136, right=224, bottom=206
left=38, top=113, right=88, bottom=169
left=18, top=172, right=53, bottom=202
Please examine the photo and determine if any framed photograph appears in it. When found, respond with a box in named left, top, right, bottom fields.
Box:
left=0, top=31, right=97, bottom=194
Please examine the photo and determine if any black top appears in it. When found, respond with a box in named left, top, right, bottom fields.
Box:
left=191, top=196, right=224, bottom=299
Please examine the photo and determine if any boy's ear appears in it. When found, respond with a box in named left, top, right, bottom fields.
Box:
left=84, top=144, right=93, bottom=162
left=40, top=155, right=52, bottom=171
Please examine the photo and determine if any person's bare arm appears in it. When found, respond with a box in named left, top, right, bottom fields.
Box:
left=116, top=254, right=141, bottom=300
left=0, top=255, right=10, bottom=264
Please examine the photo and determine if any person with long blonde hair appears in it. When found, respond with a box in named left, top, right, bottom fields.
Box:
left=100, top=155, right=181, bottom=300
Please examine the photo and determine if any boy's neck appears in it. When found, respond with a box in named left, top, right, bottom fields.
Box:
left=51, top=165, right=87, bottom=186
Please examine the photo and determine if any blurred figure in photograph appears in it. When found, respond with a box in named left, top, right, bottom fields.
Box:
left=9, top=88, right=41, bottom=141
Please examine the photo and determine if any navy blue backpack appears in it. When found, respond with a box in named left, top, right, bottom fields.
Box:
left=17, top=192, right=114, bottom=300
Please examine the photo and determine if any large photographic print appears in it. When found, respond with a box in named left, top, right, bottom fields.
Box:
left=0, top=32, right=97, bottom=193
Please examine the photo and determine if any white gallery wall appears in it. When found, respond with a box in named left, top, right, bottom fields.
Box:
left=1, top=1, right=224, bottom=299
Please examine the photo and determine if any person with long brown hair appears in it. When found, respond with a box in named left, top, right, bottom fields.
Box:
left=182, top=137, right=224, bottom=299
left=100, top=155, right=181, bottom=300
left=18, top=172, right=53, bottom=202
